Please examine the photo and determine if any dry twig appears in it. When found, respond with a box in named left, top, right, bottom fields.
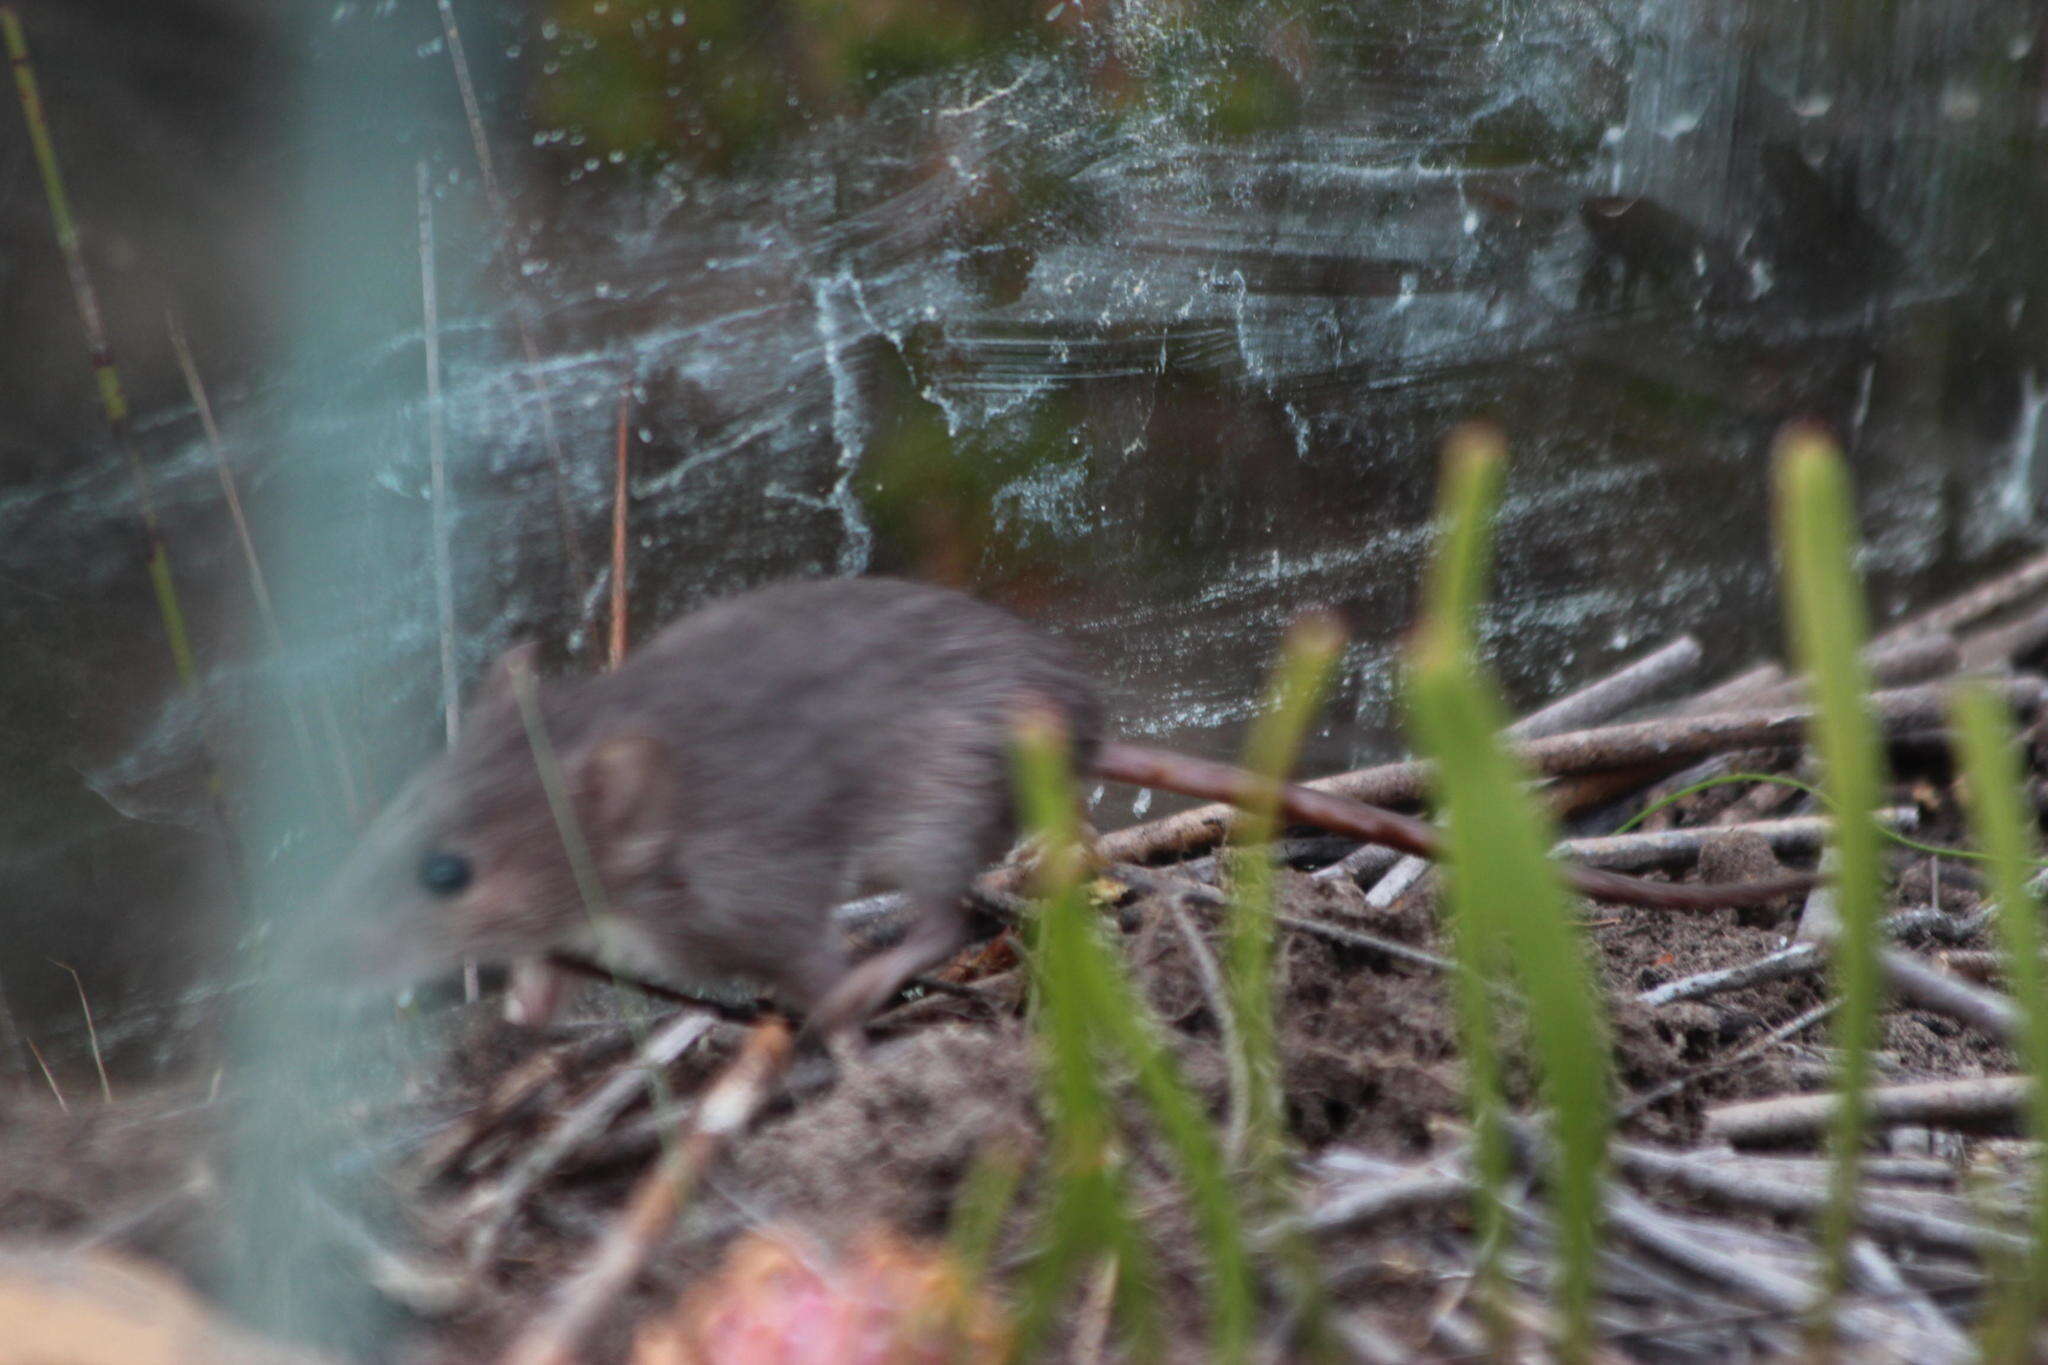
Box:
left=1707, top=1075, right=2034, bottom=1145
left=499, top=1020, right=792, bottom=1365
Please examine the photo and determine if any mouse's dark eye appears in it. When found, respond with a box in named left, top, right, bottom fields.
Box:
left=417, top=850, right=473, bottom=897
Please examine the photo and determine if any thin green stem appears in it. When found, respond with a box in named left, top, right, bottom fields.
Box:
left=1772, top=427, right=1885, bottom=1352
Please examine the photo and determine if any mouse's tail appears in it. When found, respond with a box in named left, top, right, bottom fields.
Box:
left=1090, top=740, right=1820, bottom=911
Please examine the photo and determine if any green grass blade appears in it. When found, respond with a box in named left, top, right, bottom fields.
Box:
left=1010, top=713, right=1254, bottom=1363
left=1223, top=612, right=1343, bottom=1358
left=1227, top=612, right=1345, bottom=1172
left=2, top=6, right=201, bottom=691
left=1771, top=425, right=1886, bottom=1344
left=1405, top=429, right=1609, bottom=1360
left=1083, top=908, right=1255, bottom=1361
left=1951, top=682, right=2048, bottom=1360
left=1422, top=423, right=1508, bottom=635
left=1406, top=626, right=1610, bottom=1360
left=1007, top=714, right=1149, bottom=1360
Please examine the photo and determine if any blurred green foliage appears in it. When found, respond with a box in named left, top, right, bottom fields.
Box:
left=527, top=0, right=1324, bottom=174
left=854, top=370, right=1083, bottom=583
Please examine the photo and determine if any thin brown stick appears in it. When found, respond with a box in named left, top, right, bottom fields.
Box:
left=1707, top=1074, right=2033, bottom=1145
left=1100, top=678, right=2046, bottom=865
left=1618, top=1001, right=1836, bottom=1118
left=1300, top=1162, right=1473, bottom=1236
left=4, top=7, right=244, bottom=881
left=1875, top=947, right=2020, bottom=1042
left=1108, top=860, right=1470, bottom=978
left=1165, top=903, right=1248, bottom=1161
left=464, top=1012, right=715, bottom=1267
left=1635, top=944, right=1825, bottom=1007
left=543, top=951, right=767, bottom=1024
left=413, top=1030, right=628, bottom=1180
left=1679, top=662, right=1786, bottom=716
left=1612, top=1141, right=2025, bottom=1259
left=1935, top=949, right=2015, bottom=984
left=48, top=961, right=109, bottom=1103
left=1604, top=1187, right=1813, bottom=1313
left=168, top=313, right=362, bottom=822
left=1797, top=866, right=2024, bottom=1042
left=1746, top=631, right=1963, bottom=708
left=1549, top=634, right=1962, bottom=822
left=1097, top=743, right=1819, bottom=911
left=1959, top=598, right=2048, bottom=671
left=1517, top=635, right=1706, bottom=735
left=1276, top=914, right=1463, bottom=978
left=1637, top=893, right=2022, bottom=1027
left=420, top=161, right=459, bottom=748
left=24, top=1037, right=66, bottom=1111
left=1874, top=548, right=2048, bottom=646
left=1323, top=634, right=1702, bottom=886
left=609, top=387, right=630, bottom=670
left=499, top=1020, right=792, bottom=1365
left=1557, top=808, right=1914, bottom=872
left=434, top=0, right=588, bottom=604
left=1845, top=1237, right=1974, bottom=1359
left=1071, top=1255, right=1121, bottom=1365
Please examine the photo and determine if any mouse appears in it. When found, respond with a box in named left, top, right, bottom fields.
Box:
left=309, top=576, right=1813, bottom=1040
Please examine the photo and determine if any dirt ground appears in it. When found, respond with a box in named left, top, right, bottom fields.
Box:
left=0, top=730, right=2032, bottom=1361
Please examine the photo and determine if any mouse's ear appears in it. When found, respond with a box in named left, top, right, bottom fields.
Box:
left=574, top=732, right=676, bottom=880
left=473, top=640, right=542, bottom=713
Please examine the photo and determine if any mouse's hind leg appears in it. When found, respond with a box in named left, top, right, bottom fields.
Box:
left=801, top=900, right=972, bottom=1045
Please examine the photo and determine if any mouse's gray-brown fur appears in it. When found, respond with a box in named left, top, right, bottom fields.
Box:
left=314, top=575, right=1818, bottom=1040
left=314, top=577, right=1100, bottom=1039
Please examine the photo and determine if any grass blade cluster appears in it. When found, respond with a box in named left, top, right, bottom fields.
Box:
left=1951, top=683, right=2048, bottom=1359
left=1225, top=613, right=1345, bottom=1173
left=1403, top=425, right=1610, bottom=1360
left=1009, top=712, right=1253, bottom=1363
left=1771, top=426, right=1886, bottom=1340
left=1223, top=614, right=1345, bottom=1356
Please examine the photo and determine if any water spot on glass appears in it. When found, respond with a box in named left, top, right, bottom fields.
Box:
left=638, top=426, right=654, bottom=443
left=671, top=7, right=687, bottom=23
left=1940, top=84, right=1981, bottom=120
left=540, top=20, right=559, bottom=39
left=1791, top=92, right=1832, bottom=117
left=608, top=149, right=626, bottom=164
left=1660, top=109, right=1701, bottom=137
left=520, top=257, right=550, bottom=276
left=1600, top=124, right=1624, bottom=146
left=416, top=37, right=445, bottom=58
left=584, top=157, right=602, bottom=172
